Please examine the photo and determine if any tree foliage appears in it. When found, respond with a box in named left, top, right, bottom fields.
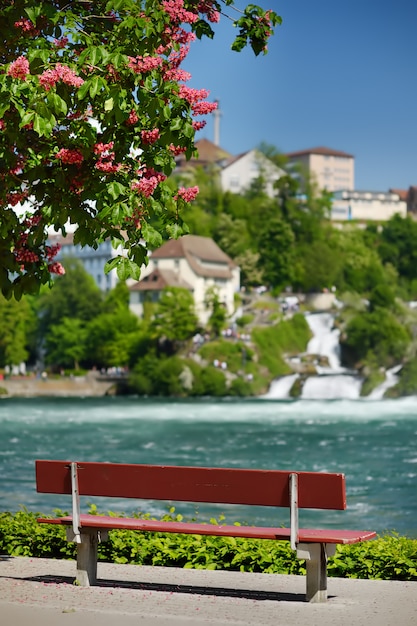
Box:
left=0, top=0, right=281, bottom=299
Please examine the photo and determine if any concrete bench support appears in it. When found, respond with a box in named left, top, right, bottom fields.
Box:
left=297, top=543, right=337, bottom=603
left=66, top=527, right=108, bottom=587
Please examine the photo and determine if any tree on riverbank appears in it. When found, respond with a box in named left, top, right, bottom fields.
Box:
left=0, top=0, right=280, bottom=299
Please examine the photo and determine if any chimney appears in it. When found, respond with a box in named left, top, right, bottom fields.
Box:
left=213, top=99, right=221, bottom=146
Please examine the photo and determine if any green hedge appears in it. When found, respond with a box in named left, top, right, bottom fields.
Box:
left=1, top=509, right=416, bottom=581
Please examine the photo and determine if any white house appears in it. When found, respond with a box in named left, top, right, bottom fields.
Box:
left=220, top=149, right=285, bottom=197
left=331, top=189, right=407, bottom=221
left=129, top=235, right=240, bottom=325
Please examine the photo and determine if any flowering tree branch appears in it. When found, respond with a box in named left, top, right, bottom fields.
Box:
left=0, top=0, right=281, bottom=299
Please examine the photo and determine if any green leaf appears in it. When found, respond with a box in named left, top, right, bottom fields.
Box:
left=48, top=92, right=68, bottom=116
left=104, top=257, right=120, bottom=275
left=107, top=182, right=127, bottom=201
left=141, top=222, right=163, bottom=248
left=104, top=97, right=114, bottom=112
left=89, top=76, right=100, bottom=99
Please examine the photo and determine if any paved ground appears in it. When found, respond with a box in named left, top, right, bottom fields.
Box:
left=1, top=556, right=416, bottom=626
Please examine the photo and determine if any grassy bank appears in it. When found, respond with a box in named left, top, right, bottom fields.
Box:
left=1, top=510, right=416, bottom=581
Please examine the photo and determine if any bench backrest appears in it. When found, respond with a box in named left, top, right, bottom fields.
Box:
left=36, top=460, right=347, bottom=511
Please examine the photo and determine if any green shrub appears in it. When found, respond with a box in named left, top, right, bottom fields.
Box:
left=235, top=314, right=254, bottom=328
left=0, top=510, right=416, bottom=581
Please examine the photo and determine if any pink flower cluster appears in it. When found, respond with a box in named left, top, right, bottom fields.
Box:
left=14, top=18, right=39, bottom=35
left=162, top=0, right=199, bottom=24
left=128, top=55, right=163, bottom=74
left=55, top=148, right=84, bottom=165
left=175, top=186, right=199, bottom=202
left=179, top=86, right=209, bottom=104
left=45, top=243, right=61, bottom=260
left=6, top=191, right=28, bottom=207
left=126, top=109, right=139, bottom=126
left=197, top=1, right=220, bottom=23
left=53, top=37, right=69, bottom=49
left=15, top=247, right=39, bottom=263
left=131, top=168, right=167, bottom=198
left=141, top=129, right=160, bottom=145
left=169, top=144, right=187, bottom=155
left=93, top=142, right=121, bottom=174
left=191, top=101, right=218, bottom=115
left=48, top=262, right=66, bottom=275
left=39, top=64, right=84, bottom=91
left=192, top=120, right=206, bottom=131
left=7, top=56, right=30, bottom=80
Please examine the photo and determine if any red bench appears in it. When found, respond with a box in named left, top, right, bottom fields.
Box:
left=35, top=460, right=376, bottom=603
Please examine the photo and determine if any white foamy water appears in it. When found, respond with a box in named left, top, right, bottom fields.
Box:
left=0, top=397, right=416, bottom=537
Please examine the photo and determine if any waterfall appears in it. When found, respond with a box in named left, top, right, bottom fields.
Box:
left=367, top=365, right=402, bottom=400
left=301, top=312, right=362, bottom=399
left=265, top=311, right=363, bottom=400
left=262, top=373, right=299, bottom=399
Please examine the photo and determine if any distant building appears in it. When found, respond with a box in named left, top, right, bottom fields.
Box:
left=48, top=232, right=123, bottom=291
left=220, top=149, right=285, bottom=197
left=285, top=146, right=355, bottom=192
left=129, top=235, right=240, bottom=325
left=331, top=189, right=407, bottom=221
left=390, top=186, right=417, bottom=217
left=175, top=138, right=232, bottom=173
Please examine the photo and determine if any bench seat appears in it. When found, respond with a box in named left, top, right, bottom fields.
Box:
left=38, top=514, right=376, bottom=545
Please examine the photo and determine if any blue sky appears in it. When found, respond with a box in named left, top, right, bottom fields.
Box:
left=183, top=0, right=417, bottom=191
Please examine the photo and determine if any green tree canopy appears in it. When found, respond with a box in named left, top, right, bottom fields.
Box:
left=0, top=0, right=280, bottom=299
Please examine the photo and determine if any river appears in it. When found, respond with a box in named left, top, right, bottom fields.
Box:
left=0, top=397, right=416, bottom=537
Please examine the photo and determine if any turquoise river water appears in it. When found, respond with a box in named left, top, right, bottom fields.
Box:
left=0, top=397, right=416, bottom=537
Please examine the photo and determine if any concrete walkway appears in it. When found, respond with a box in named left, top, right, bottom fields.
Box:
left=1, top=556, right=416, bottom=626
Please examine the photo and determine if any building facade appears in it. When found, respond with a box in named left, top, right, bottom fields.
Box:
left=48, top=232, right=123, bottom=291
left=286, top=146, right=355, bottom=192
left=129, top=235, right=240, bottom=326
left=331, top=189, right=407, bottom=221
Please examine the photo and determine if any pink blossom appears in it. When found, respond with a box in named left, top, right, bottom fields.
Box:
left=192, top=120, right=206, bottom=131
left=7, top=191, right=28, bottom=206
left=95, top=160, right=121, bottom=173
left=55, top=148, right=84, bottom=165
left=197, top=1, right=220, bottom=23
left=14, top=248, right=39, bottom=263
left=131, top=177, right=159, bottom=197
left=7, top=56, right=30, bottom=80
left=163, top=68, right=191, bottom=82
left=39, top=64, right=84, bottom=91
left=45, top=244, right=61, bottom=261
left=162, top=0, right=199, bottom=24
left=131, top=168, right=167, bottom=197
left=175, top=186, right=199, bottom=202
left=126, top=109, right=139, bottom=126
left=169, top=144, right=187, bottom=155
left=94, top=142, right=114, bottom=155
left=141, top=129, right=161, bottom=145
left=179, top=85, right=209, bottom=104
left=53, top=37, right=69, bottom=49
left=14, top=19, right=39, bottom=35
left=191, top=101, right=218, bottom=115
left=127, top=55, right=163, bottom=74
left=0, top=120, right=5, bottom=131
left=48, top=262, right=66, bottom=275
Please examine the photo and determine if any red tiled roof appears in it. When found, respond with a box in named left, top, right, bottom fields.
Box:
left=150, top=235, right=236, bottom=279
left=389, top=188, right=409, bottom=202
left=286, top=146, right=354, bottom=159
left=130, top=268, right=193, bottom=292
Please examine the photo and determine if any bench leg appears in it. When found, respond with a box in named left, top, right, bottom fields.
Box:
left=296, top=543, right=336, bottom=603
left=66, top=527, right=108, bottom=587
